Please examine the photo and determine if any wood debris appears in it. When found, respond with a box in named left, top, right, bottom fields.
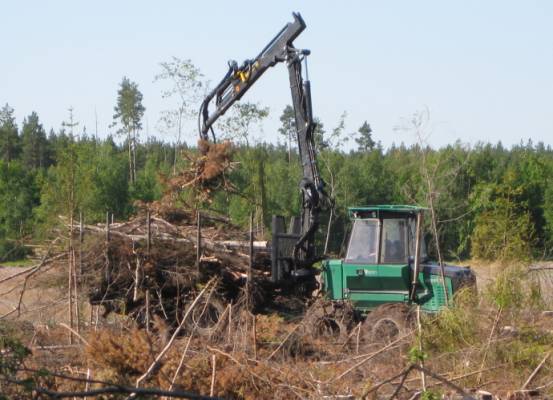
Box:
left=76, top=208, right=270, bottom=325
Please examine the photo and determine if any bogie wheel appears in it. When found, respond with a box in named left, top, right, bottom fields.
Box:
left=303, top=300, right=353, bottom=343
left=360, top=303, right=414, bottom=349
left=185, top=295, right=226, bottom=337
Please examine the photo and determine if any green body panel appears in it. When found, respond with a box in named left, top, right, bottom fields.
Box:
left=324, top=259, right=344, bottom=300
left=322, top=259, right=454, bottom=312
left=326, top=204, right=474, bottom=314
left=418, top=271, right=453, bottom=312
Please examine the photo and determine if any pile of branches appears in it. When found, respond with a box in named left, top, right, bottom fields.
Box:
left=77, top=207, right=270, bottom=326
left=3, top=253, right=553, bottom=398
left=161, top=139, right=237, bottom=205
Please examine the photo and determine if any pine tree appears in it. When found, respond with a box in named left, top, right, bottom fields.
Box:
left=278, top=105, right=295, bottom=162
left=113, top=77, right=145, bottom=183
left=0, top=160, right=37, bottom=260
left=0, top=104, right=20, bottom=163
left=21, top=112, right=49, bottom=169
left=355, top=121, right=375, bottom=152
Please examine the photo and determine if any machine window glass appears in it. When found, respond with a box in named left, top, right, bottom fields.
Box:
left=345, top=219, right=379, bottom=263
left=381, top=219, right=408, bottom=263
left=421, top=236, right=427, bottom=260
left=408, top=218, right=427, bottom=261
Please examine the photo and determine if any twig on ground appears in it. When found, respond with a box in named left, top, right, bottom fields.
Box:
left=522, top=350, right=551, bottom=390
left=266, top=322, right=302, bottom=361
left=209, top=346, right=311, bottom=397
left=27, top=382, right=222, bottom=399
left=477, top=306, right=502, bottom=384
left=390, top=366, right=415, bottom=400
left=59, top=323, right=90, bottom=346
left=0, top=253, right=65, bottom=285
left=412, top=364, right=475, bottom=400
left=168, top=333, right=195, bottom=391
left=210, top=354, right=216, bottom=396
left=134, top=278, right=216, bottom=388
left=0, top=252, right=65, bottom=320
left=328, top=331, right=413, bottom=383
left=361, top=366, right=414, bottom=400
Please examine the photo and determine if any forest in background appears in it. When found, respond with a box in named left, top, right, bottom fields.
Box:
left=1, top=58, right=552, bottom=264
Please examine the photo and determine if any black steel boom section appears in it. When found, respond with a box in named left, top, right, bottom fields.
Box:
left=199, top=13, right=305, bottom=140
left=198, top=13, right=328, bottom=278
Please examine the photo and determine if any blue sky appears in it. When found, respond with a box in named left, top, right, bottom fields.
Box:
left=2, top=1, right=553, bottom=149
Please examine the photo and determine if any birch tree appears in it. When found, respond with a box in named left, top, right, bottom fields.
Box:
left=155, top=57, right=203, bottom=173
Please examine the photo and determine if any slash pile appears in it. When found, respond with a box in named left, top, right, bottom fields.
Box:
left=162, top=139, right=237, bottom=205
left=78, top=207, right=271, bottom=325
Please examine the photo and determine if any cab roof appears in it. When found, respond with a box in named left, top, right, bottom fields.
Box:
left=348, top=205, right=427, bottom=218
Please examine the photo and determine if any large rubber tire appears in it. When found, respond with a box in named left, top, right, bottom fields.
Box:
left=360, top=303, right=414, bottom=349
left=303, top=300, right=353, bottom=343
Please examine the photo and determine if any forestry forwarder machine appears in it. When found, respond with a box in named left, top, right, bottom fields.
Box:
left=199, top=12, right=475, bottom=342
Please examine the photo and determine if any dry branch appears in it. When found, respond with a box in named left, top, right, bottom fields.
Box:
left=328, top=330, right=413, bottom=383
left=0, top=252, right=66, bottom=320
left=411, top=365, right=475, bottom=400
left=135, top=279, right=217, bottom=388
left=31, top=385, right=222, bottom=399
left=521, top=350, right=551, bottom=390
left=57, top=322, right=90, bottom=347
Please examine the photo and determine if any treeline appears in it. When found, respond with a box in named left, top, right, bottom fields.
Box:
left=2, top=54, right=553, bottom=263
left=1, top=99, right=553, bottom=263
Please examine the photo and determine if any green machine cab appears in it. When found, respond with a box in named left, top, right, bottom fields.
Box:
left=322, top=205, right=475, bottom=313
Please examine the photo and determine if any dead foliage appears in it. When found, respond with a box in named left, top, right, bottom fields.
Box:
left=2, top=211, right=553, bottom=398
left=159, top=139, right=236, bottom=205
left=87, top=326, right=158, bottom=383
left=76, top=208, right=272, bottom=327
left=3, top=264, right=553, bottom=399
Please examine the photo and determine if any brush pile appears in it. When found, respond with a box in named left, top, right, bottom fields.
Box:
left=162, top=139, right=236, bottom=204
left=2, top=245, right=553, bottom=398
left=77, top=207, right=271, bottom=326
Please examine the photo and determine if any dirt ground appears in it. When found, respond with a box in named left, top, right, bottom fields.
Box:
left=0, top=264, right=70, bottom=325
left=1, top=260, right=553, bottom=399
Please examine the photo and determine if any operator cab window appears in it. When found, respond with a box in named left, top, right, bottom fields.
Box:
left=346, top=219, right=378, bottom=264
left=408, top=217, right=427, bottom=262
left=381, top=218, right=409, bottom=263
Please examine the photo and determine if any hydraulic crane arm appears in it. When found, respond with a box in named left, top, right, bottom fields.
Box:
left=198, top=13, right=329, bottom=280
left=199, top=13, right=306, bottom=140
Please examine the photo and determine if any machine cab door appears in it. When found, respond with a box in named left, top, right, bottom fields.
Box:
left=342, top=218, right=381, bottom=292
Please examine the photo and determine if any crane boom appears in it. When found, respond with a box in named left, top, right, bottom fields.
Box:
left=199, top=13, right=305, bottom=140
left=198, top=12, right=328, bottom=284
